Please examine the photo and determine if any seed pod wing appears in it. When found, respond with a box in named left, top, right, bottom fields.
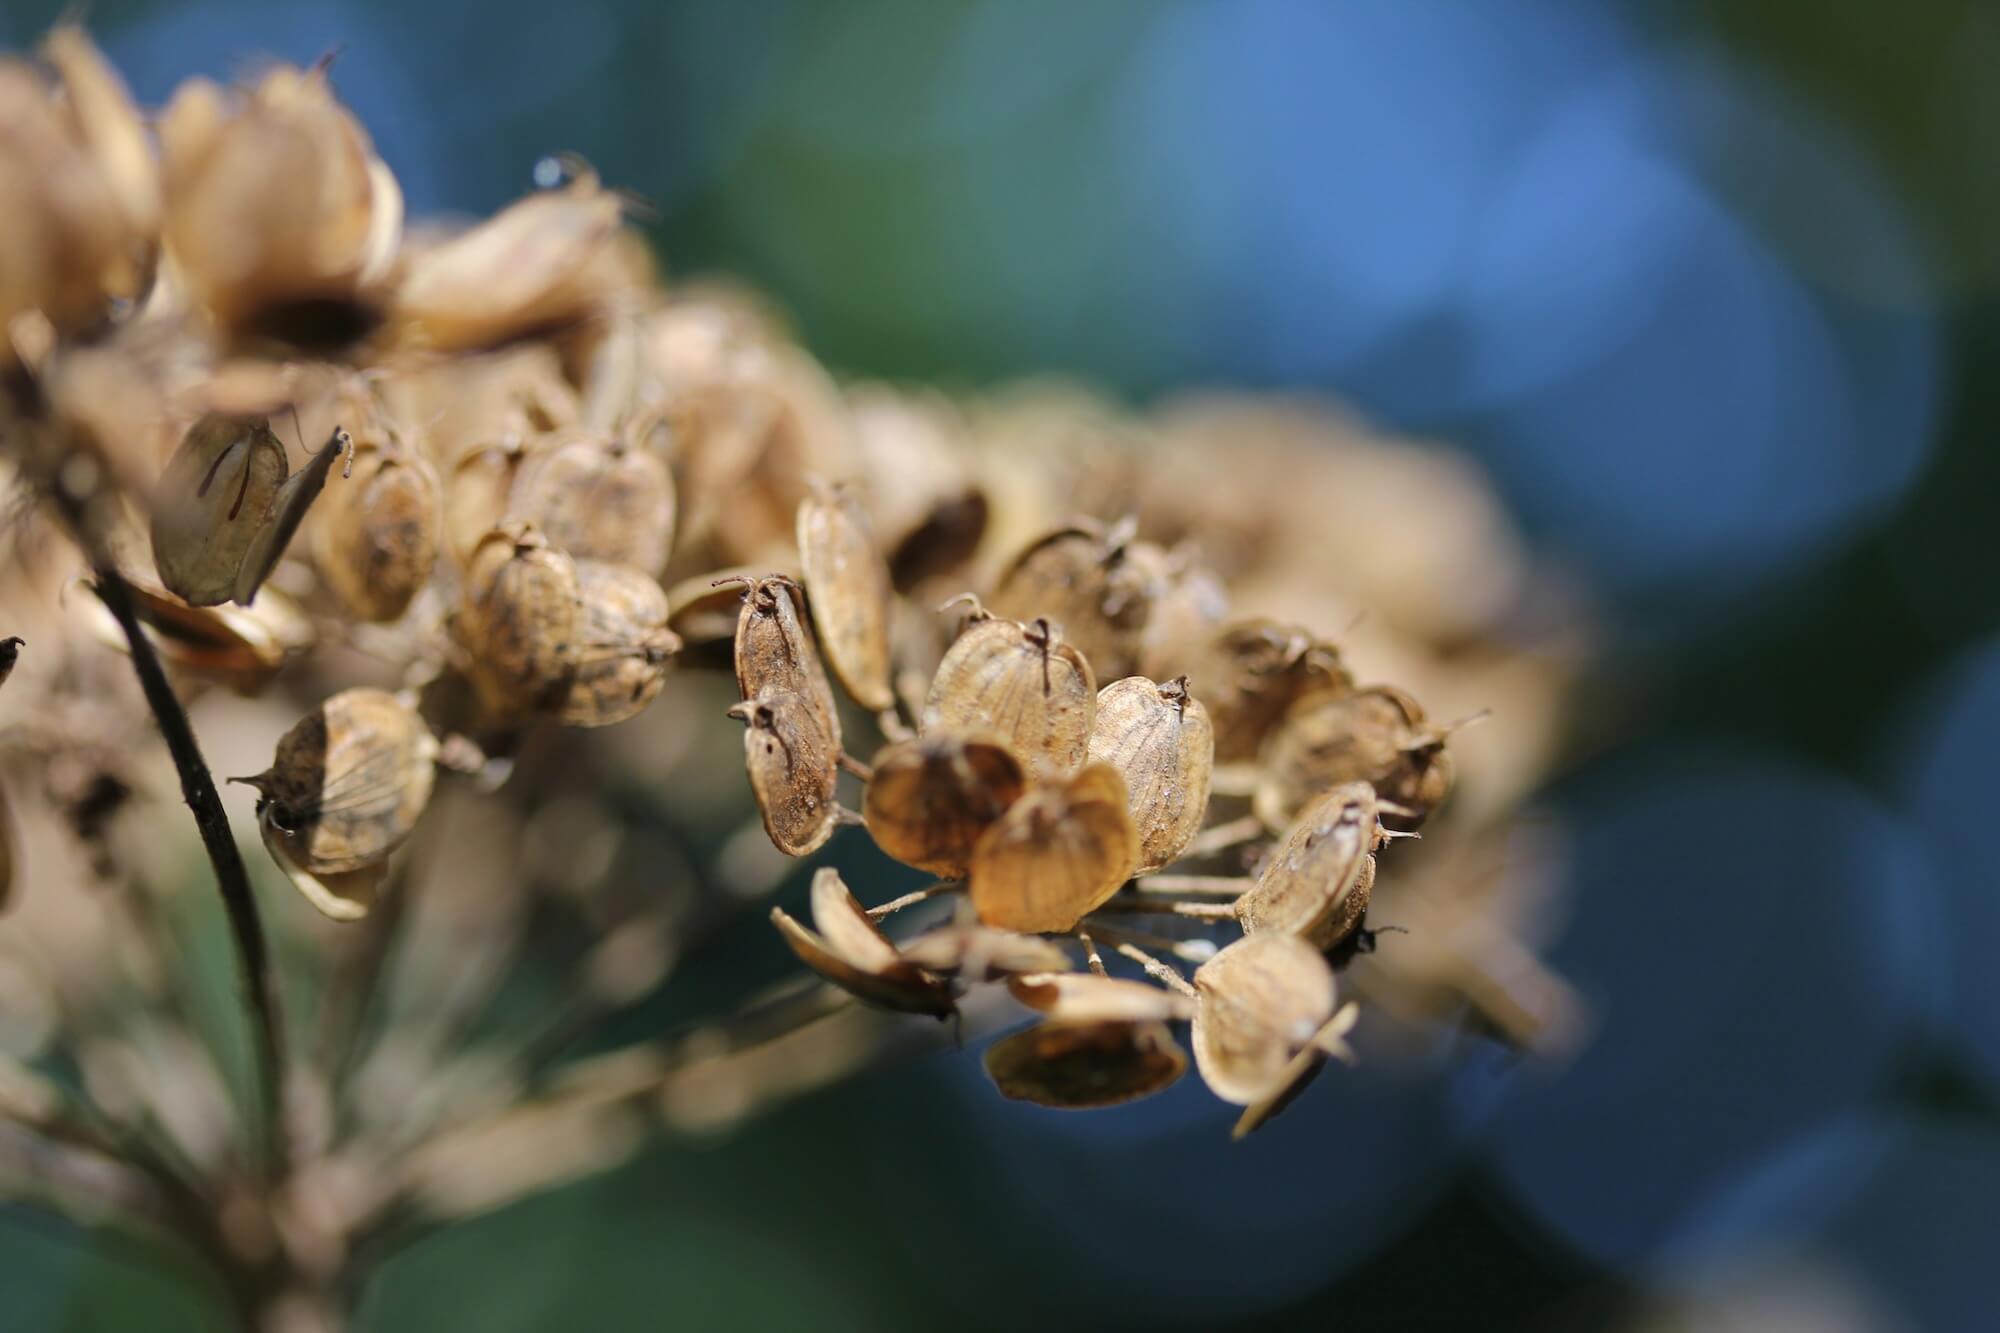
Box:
left=1231, top=1004, right=1358, bottom=1139
left=990, top=522, right=1158, bottom=681
left=232, top=426, right=352, bottom=607
left=967, top=763, right=1138, bottom=934
left=730, top=576, right=841, bottom=755
left=151, top=415, right=287, bottom=606
left=1237, top=782, right=1380, bottom=950
left=732, top=690, right=839, bottom=857
left=796, top=482, right=896, bottom=711
left=983, top=1019, right=1186, bottom=1109
left=312, top=439, right=440, bottom=622
left=861, top=732, right=1025, bottom=877
left=923, top=614, right=1095, bottom=778
left=1191, top=934, right=1338, bottom=1105
left=899, top=924, right=1072, bottom=980
left=1007, top=973, right=1192, bottom=1024
left=1087, top=675, right=1214, bottom=873
left=769, top=869, right=953, bottom=1017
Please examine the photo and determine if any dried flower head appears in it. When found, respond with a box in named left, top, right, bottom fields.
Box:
left=1184, top=619, right=1351, bottom=763
left=507, top=428, right=675, bottom=575
left=310, top=427, right=441, bottom=622
left=990, top=518, right=1160, bottom=682
left=729, top=574, right=841, bottom=756
left=1237, top=781, right=1387, bottom=950
left=1190, top=933, right=1340, bottom=1105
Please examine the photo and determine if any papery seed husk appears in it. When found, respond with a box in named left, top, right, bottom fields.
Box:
left=0, top=777, right=14, bottom=912
left=232, top=424, right=353, bottom=607
left=796, top=482, right=895, bottom=711
left=151, top=415, right=287, bottom=606
left=1231, top=1006, right=1357, bottom=1139
left=259, top=832, right=388, bottom=922
left=983, top=1019, right=1186, bottom=1109
left=923, top=613, right=1095, bottom=779
left=508, top=429, right=675, bottom=574
left=862, top=732, right=1025, bottom=878
left=106, top=576, right=313, bottom=692
left=445, top=442, right=524, bottom=567
left=769, top=868, right=953, bottom=1017
left=967, top=762, right=1137, bottom=934
left=663, top=564, right=792, bottom=665
left=989, top=522, right=1160, bottom=682
left=1136, top=552, right=1230, bottom=681
left=1238, top=781, right=1381, bottom=950
left=1192, top=934, right=1337, bottom=1105
left=731, top=575, right=840, bottom=754
left=1255, top=685, right=1451, bottom=831
left=245, top=687, right=437, bottom=881
left=456, top=524, right=582, bottom=718
left=1086, top=675, right=1214, bottom=873
left=899, top=924, right=1072, bottom=980
left=312, top=439, right=440, bottom=622
left=1007, top=973, right=1192, bottom=1024
left=43, top=26, right=159, bottom=243
left=734, top=689, right=839, bottom=857
left=559, top=561, right=679, bottom=727
left=1187, top=619, right=1351, bottom=763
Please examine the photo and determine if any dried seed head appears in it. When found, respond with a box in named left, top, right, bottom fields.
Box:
left=507, top=429, right=675, bottom=574
left=862, top=732, right=1026, bottom=878
left=1256, top=685, right=1454, bottom=831
left=729, top=575, right=841, bottom=755
left=923, top=609, right=1095, bottom=778
left=898, top=923, right=1072, bottom=980
left=1237, top=782, right=1383, bottom=950
left=151, top=415, right=288, bottom=607
left=559, top=561, right=680, bottom=727
left=967, top=762, right=1138, bottom=934
left=1007, top=973, right=1192, bottom=1024
left=1191, top=934, right=1338, bottom=1105
left=236, top=688, right=436, bottom=918
left=769, top=869, right=953, bottom=1018
left=796, top=481, right=895, bottom=711
left=729, top=690, right=839, bottom=857
left=1086, top=675, right=1215, bottom=873
left=455, top=524, right=583, bottom=718
left=983, top=1019, right=1186, bottom=1109
left=1185, top=620, right=1351, bottom=763
left=989, top=520, right=1161, bottom=681
left=311, top=435, right=440, bottom=622
left=444, top=441, right=526, bottom=568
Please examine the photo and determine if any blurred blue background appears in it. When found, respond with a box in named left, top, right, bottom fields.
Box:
left=7, top=0, right=2000, bottom=1328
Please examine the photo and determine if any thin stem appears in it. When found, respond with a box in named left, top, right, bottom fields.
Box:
left=1176, top=814, right=1265, bottom=861
left=867, top=880, right=957, bottom=920
left=1097, top=897, right=1238, bottom=921
left=837, top=752, right=874, bottom=781
left=1080, top=919, right=1217, bottom=966
left=1109, top=941, right=1198, bottom=999
left=1131, top=874, right=1247, bottom=897
left=1076, top=930, right=1107, bottom=976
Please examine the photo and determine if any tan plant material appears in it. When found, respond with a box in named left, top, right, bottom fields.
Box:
left=728, top=575, right=840, bottom=755
left=923, top=606, right=1095, bottom=778
left=983, top=1018, right=1186, bottom=1109
left=989, top=519, right=1161, bottom=681
left=1256, top=684, right=1455, bottom=831
left=1086, top=675, right=1214, bottom=873
left=443, top=440, right=527, bottom=567
left=770, top=868, right=953, bottom=1018
left=88, top=576, right=312, bottom=691
left=968, top=762, right=1138, bottom=934
left=1183, top=619, right=1351, bottom=763
left=728, top=690, right=839, bottom=857
left=796, top=481, right=895, bottom=711
left=1237, top=781, right=1386, bottom=950
left=311, top=430, right=440, bottom=622
left=454, top=523, right=582, bottom=719
left=897, top=923, right=1072, bottom=980
left=862, top=732, right=1025, bottom=878
left=1190, top=933, right=1339, bottom=1105
left=507, top=428, right=675, bottom=575
left=1230, top=1004, right=1358, bottom=1139
left=559, top=561, right=680, bottom=728
left=1008, top=972, right=1192, bottom=1024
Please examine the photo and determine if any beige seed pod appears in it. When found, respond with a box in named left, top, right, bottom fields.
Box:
left=983, top=1019, right=1186, bottom=1109
left=967, top=763, right=1138, bottom=934
left=444, top=441, right=525, bottom=568
left=898, top=923, right=1072, bottom=980
left=150, top=415, right=287, bottom=606
left=729, top=690, right=839, bottom=857
left=311, top=436, right=440, bottom=622
left=796, top=481, right=895, bottom=711
left=235, top=688, right=436, bottom=919
left=989, top=520, right=1162, bottom=681
left=1231, top=1005, right=1358, bottom=1139
left=455, top=524, right=582, bottom=718
left=662, top=564, right=792, bottom=663
left=93, top=576, right=313, bottom=692
left=770, top=868, right=953, bottom=1018
left=41, top=26, right=159, bottom=274
left=1191, top=933, right=1338, bottom=1105
left=1185, top=619, right=1351, bottom=763
left=507, top=429, right=675, bottom=574
left=1087, top=675, right=1214, bottom=873
left=729, top=575, right=840, bottom=754
left=862, top=732, right=1025, bottom=878
left=923, top=608, right=1095, bottom=779
left=1137, top=553, right=1231, bottom=680
left=559, top=561, right=680, bottom=727
left=1237, top=782, right=1385, bottom=950
left=1255, top=685, right=1455, bottom=832
left=1007, top=973, right=1193, bottom=1024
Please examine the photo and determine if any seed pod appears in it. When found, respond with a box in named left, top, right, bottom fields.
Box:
left=1191, top=934, right=1338, bottom=1105
left=729, top=690, right=839, bottom=857
left=967, top=763, right=1138, bottom=934
left=983, top=1019, right=1186, bottom=1109
left=235, top=688, right=436, bottom=919
left=796, top=481, right=895, bottom=711
left=1231, top=1005, right=1358, bottom=1139
left=1255, top=685, right=1453, bottom=831
left=1185, top=620, right=1351, bottom=763
left=770, top=868, right=954, bottom=1018
left=1086, top=675, right=1214, bottom=873
left=989, top=520, right=1162, bottom=681
left=507, top=429, right=675, bottom=574
left=444, top=441, right=525, bottom=567
left=455, top=524, right=582, bottom=718
left=1137, top=552, right=1230, bottom=681
left=923, top=610, right=1095, bottom=778
left=1237, top=782, right=1384, bottom=950
left=862, top=732, right=1025, bottom=878
left=559, top=561, right=680, bottom=727
left=730, top=575, right=840, bottom=753
left=663, top=564, right=793, bottom=667
left=311, top=436, right=439, bottom=622
left=0, top=637, right=19, bottom=693
left=1007, top=973, right=1192, bottom=1024
left=899, top=923, right=1072, bottom=980
left=151, top=415, right=287, bottom=606
left=95, top=576, right=313, bottom=692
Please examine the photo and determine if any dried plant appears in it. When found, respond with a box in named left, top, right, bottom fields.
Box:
left=0, top=26, right=1589, bottom=1332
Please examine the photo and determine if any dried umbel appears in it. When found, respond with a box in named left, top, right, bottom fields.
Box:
left=729, top=689, right=840, bottom=857
left=1256, top=684, right=1455, bottom=832
left=235, top=687, right=436, bottom=919
left=1185, top=619, right=1351, bottom=763
left=796, top=481, right=896, bottom=712
left=1190, top=933, right=1343, bottom=1106
left=990, top=519, right=1161, bottom=682
left=862, top=732, right=1025, bottom=878
left=771, top=869, right=953, bottom=1018
left=923, top=606, right=1095, bottom=779
left=507, top=429, right=675, bottom=575
left=984, top=1018, right=1187, bottom=1110
left=968, top=762, right=1138, bottom=934
left=559, top=561, right=680, bottom=728
left=1237, top=782, right=1387, bottom=950
left=1087, top=675, right=1214, bottom=873
left=310, top=432, right=440, bottom=622
left=455, top=524, right=582, bottom=719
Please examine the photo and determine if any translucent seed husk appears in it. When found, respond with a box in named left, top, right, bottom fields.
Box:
left=1255, top=684, right=1452, bottom=831
left=769, top=868, right=953, bottom=1018
left=1191, top=933, right=1337, bottom=1105
left=98, top=576, right=314, bottom=691
left=731, top=689, right=839, bottom=857
left=311, top=437, right=440, bottom=622
left=730, top=575, right=841, bottom=755
left=507, top=428, right=675, bottom=574
left=861, top=732, right=1025, bottom=878
left=1185, top=619, right=1351, bottom=763
left=923, top=611, right=1095, bottom=779
left=898, top=924, right=1072, bottom=980
left=558, top=561, right=680, bottom=727
left=444, top=441, right=525, bottom=568
left=983, top=1019, right=1186, bottom=1109
left=967, top=762, right=1138, bottom=934
left=455, top=524, right=582, bottom=719
left=1007, top=972, right=1192, bottom=1024
left=1231, top=1005, right=1358, bottom=1139
left=1086, top=675, right=1214, bottom=873
left=989, top=521, right=1160, bottom=682
left=1237, top=781, right=1382, bottom=950
left=151, top=415, right=287, bottom=607
left=796, top=481, right=895, bottom=711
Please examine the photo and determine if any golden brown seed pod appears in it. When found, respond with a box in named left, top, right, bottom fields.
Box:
left=922, top=609, right=1095, bottom=779
left=311, top=436, right=440, bottom=622
left=989, top=520, right=1162, bottom=681
left=967, top=762, right=1138, bottom=934
left=150, top=415, right=288, bottom=607
left=769, top=868, right=954, bottom=1018
left=1255, top=684, right=1454, bottom=831
left=729, top=575, right=840, bottom=754
left=1007, top=973, right=1192, bottom=1023
left=444, top=441, right=525, bottom=568
left=1190, top=934, right=1338, bottom=1105
left=558, top=561, right=680, bottom=728
left=507, top=429, right=675, bottom=574
left=663, top=564, right=792, bottom=663
left=1231, top=1005, right=1358, bottom=1139
left=729, top=690, right=839, bottom=857
left=90, top=576, right=313, bottom=693
left=983, top=1019, right=1187, bottom=1109
left=862, top=732, right=1026, bottom=878
left=796, top=481, right=895, bottom=711
left=1237, top=781, right=1384, bottom=950
left=235, top=687, right=436, bottom=919
left=455, top=524, right=583, bottom=718
left=1184, top=619, right=1351, bottom=763
left=1086, top=675, right=1214, bottom=873
left=898, top=923, right=1072, bottom=980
